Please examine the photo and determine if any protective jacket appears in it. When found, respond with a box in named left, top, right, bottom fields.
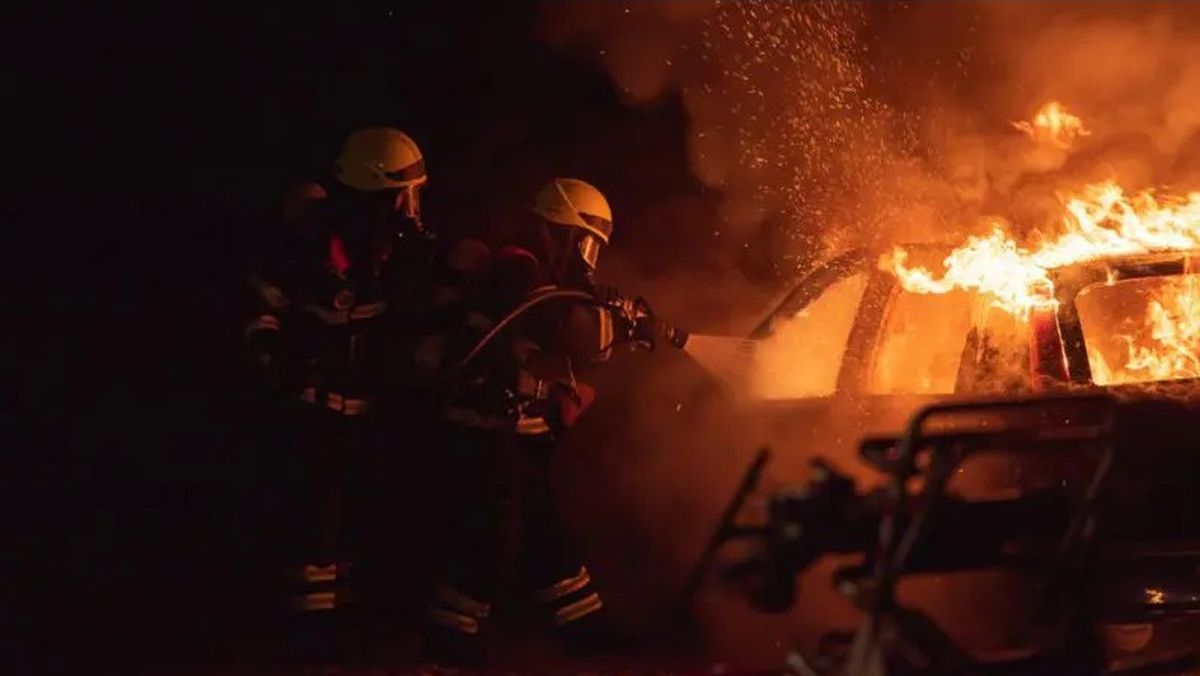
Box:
left=245, top=181, right=443, bottom=415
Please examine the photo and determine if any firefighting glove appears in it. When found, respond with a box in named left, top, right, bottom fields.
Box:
left=628, top=297, right=659, bottom=351
left=247, top=330, right=285, bottom=393
left=595, top=286, right=653, bottom=349
left=541, top=379, right=596, bottom=432
left=594, top=284, right=625, bottom=306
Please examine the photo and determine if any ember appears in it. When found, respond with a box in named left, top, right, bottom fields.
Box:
left=885, top=104, right=1200, bottom=384
left=1011, top=100, right=1091, bottom=147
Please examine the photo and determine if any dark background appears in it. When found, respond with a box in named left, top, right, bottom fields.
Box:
left=5, top=2, right=743, bottom=667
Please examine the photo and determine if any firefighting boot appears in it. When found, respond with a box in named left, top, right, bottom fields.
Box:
left=420, top=582, right=491, bottom=667
left=284, top=561, right=356, bottom=663
left=551, top=607, right=638, bottom=657
left=534, top=566, right=629, bottom=655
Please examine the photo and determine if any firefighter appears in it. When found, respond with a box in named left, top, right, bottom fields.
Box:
left=244, top=126, right=443, bottom=660
left=425, top=178, right=675, bottom=663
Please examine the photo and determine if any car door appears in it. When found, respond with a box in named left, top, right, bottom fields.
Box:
left=750, top=252, right=981, bottom=472
left=746, top=251, right=877, bottom=468
left=834, top=280, right=981, bottom=438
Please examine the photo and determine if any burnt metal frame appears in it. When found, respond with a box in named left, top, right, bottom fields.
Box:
left=686, top=393, right=1119, bottom=673
left=845, top=394, right=1117, bottom=673
left=868, top=394, right=1116, bottom=617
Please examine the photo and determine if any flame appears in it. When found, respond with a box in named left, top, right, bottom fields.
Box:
left=1012, top=101, right=1091, bottom=147
left=884, top=102, right=1200, bottom=385
left=1123, top=275, right=1200, bottom=381
left=887, top=227, right=1055, bottom=316
left=889, top=181, right=1200, bottom=316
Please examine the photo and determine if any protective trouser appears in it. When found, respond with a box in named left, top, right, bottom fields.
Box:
left=277, top=408, right=370, bottom=616
left=426, top=428, right=603, bottom=640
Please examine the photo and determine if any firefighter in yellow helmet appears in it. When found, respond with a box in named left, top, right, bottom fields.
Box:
left=424, top=178, right=685, bottom=664
left=244, top=127, right=471, bottom=660
left=531, top=177, right=613, bottom=281
left=331, top=126, right=428, bottom=227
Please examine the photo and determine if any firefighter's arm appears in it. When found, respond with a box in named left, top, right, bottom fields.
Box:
left=512, top=305, right=609, bottom=432
left=559, top=302, right=620, bottom=365
left=244, top=275, right=289, bottom=391
left=242, top=181, right=324, bottom=390
left=517, top=342, right=596, bottom=433
left=527, top=298, right=657, bottom=374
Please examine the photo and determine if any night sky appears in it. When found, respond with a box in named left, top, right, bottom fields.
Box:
left=7, top=3, right=732, bottom=666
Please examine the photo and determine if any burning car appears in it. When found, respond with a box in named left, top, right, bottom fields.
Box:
left=694, top=239, right=1200, bottom=671
left=699, top=151, right=1200, bottom=670
left=752, top=246, right=1200, bottom=399
left=742, top=174, right=1200, bottom=458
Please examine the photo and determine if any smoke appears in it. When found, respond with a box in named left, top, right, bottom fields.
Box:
left=541, top=1, right=920, bottom=267
left=540, top=0, right=1200, bottom=665
left=875, top=1, right=1200, bottom=238
left=544, top=1, right=1200, bottom=261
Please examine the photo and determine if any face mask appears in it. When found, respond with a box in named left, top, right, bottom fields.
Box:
left=393, top=183, right=422, bottom=220
left=578, top=233, right=601, bottom=271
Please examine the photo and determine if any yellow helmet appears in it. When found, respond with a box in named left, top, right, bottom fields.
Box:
left=333, top=127, right=427, bottom=192
left=532, top=178, right=613, bottom=270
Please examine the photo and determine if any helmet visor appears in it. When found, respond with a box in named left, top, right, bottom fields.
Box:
left=578, top=233, right=602, bottom=271
left=382, top=157, right=427, bottom=185
left=393, top=184, right=421, bottom=220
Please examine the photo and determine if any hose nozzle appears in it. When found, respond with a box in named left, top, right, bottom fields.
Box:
left=663, top=323, right=689, bottom=350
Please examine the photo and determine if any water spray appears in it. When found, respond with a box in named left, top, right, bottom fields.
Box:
left=679, top=333, right=759, bottom=401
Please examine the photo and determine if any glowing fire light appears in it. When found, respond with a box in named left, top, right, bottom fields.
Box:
left=889, top=181, right=1200, bottom=316
left=1085, top=274, right=1200, bottom=386
left=1123, top=275, right=1200, bottom=381
left=1012, top=101, right=1091, bottom=147
left=885, top=103, right=1200, bottom=383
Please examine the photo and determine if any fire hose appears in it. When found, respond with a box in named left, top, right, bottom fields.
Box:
left=457, top=285, right=689, bottom=370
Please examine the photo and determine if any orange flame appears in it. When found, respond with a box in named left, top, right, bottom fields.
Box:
left=886, top=226, right=1055, bottom=316
left=1123, top=276, right=1200, bottom=381
left=1012, top=101, right=1091, bottom=147
left=888, top=181, right=1200, bottom=316
left=886, top=102, right=1200, bottom=384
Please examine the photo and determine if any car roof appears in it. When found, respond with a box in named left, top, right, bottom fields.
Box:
left=756, top=245, right=1200, bottom=338
left=1048, top=249, right=1200, bottom=275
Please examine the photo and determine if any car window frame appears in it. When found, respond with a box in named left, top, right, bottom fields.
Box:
left=751, top=249, right=870, bottom=339
left=837, top=270, right=898, bottom=393
left=752, top=249, right=898, bottom=401
left=1052, top=254, right=1197, bottom=385
left=752, top=244, right=994, bottom=401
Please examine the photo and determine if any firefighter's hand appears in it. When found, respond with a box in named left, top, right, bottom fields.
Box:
left=247, top=330, right=284, bottom=392
left=554, top=381, right=596, bottom=429
left=257, top=351, right=285, bottom=392
left=594, top=284, right=625, bottom=306
left=597, top=286, right=641, bottom=323
left=630, top=301, right=659, bottom=351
